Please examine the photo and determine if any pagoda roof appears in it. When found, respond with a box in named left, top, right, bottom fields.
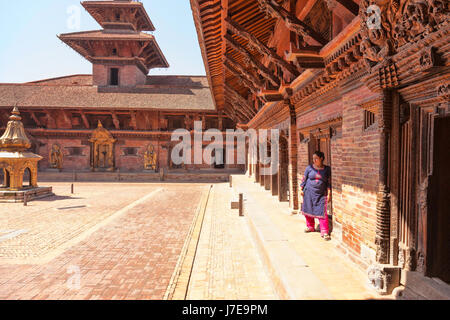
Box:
left=58, top=29, right=155, bottom=41
left=0, top=75, right=215, bottom=112
left=82, top=0, right=155, bottom=31
left=58, top=30, right=169, bottom=72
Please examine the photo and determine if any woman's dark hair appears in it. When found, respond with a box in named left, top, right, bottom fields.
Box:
left=313, top=151, right=325, bottom=160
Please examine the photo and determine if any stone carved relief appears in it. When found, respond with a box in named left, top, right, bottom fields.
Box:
left=359, top=0, right=449, bottom=69
left=368, top=265, right=392, bottom=294
left=143, top=144, right=157, bottom=171
left=49, top=144, right=63, bottom=170
left=416, top=251, right=426, bottom=273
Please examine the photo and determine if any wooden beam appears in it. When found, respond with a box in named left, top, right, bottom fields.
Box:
left=226, top=17, right=300, bottom=78
left=221, top=0, right=229, bottom=109
left=224, top=55, right=262, bottom=92
left=225, top=93, right=253, bottom=121
left=225, top=34, right=280, bottom=88
left=256, top=0, right=328, bottom=46
left=30, top=111, right=42, bottom=127
left=111, top=112, right=120, bottom=130
left=61, top=110, right=72, bottom=128
left=225, top=84, right=256, bottom=119
left=79, top=110, right=90, bottom=129
left=335, top=0, right=359, bottom=16
left=259, top=90, right=284, bottom=102
left=130, top=111, right=137, bottom=130
left=225, top=101, right=250, bottom=123
left=223, top=103, right=238, bottom=123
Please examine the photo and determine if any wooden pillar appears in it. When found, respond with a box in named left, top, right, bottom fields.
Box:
left=265, top=170, right=270, bottom=190
left=260, top=164, right=265, bottom=187
left=255, top=163, right=260, bottom=183
left=272, top=172, right=278, bottom=196
left=375, top=89, right=393, bottom=264
left=287, top=100, right=299, bottom=211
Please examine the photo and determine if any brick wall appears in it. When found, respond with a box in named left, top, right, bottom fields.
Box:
left=337, top=87, right=380, bottom=256
left=93, top=64, right=147, bottom=87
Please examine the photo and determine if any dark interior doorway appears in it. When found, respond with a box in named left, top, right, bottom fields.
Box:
left=428, top=116, right=450, bottom=283
left=213, top=148, right=225, bottom=169
left=110, top=68, right=119, bottom=86
left=0, top=169, right=6, bottom=188
left=23, top=168, right=32, bottom=188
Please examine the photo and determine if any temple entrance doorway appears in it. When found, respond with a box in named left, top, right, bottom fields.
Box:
left=98, top=144, right=111, bottom=169
left=89, top=121, right=116, bottom=172
left=428, top=116, right=450, bottom=283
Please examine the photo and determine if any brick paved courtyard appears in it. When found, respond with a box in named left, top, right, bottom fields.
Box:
left=0, top=182, right=207, bottom=299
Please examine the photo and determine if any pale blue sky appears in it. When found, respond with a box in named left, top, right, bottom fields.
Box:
left=0, top=0, right=206, bottom=83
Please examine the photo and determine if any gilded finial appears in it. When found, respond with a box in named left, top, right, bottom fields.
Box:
left=9, top=106, right=22, bottom=121
left=0, top=106, right=31, bottom=151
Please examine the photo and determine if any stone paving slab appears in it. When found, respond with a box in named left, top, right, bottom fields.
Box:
left=186, top=183, right=277, bottom=300
left=0, top=183, right=207, bottom=300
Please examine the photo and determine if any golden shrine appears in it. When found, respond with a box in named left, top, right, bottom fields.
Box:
left=0, top=107, right=52, bottom=202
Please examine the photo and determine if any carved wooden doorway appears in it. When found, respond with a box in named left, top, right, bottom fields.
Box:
left=396, top=103, right=418, bottom=271
left=428, top=116, right=450, bottom=283
left=89, top=121, right=116, bottom=172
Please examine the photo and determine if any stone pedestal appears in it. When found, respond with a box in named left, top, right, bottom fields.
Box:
left=0, top=187, right=54, bottom=203
left=367, top=264, right=401, bottom=295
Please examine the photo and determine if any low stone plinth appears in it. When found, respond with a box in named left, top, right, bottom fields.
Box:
left=0, top=187, right=54, bottom=203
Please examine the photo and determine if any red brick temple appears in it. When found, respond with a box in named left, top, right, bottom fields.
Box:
left=190, top=0, right=449, bottom=297
left=0, top=0, right=241, bottom=179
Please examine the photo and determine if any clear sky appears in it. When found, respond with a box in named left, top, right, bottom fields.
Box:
left=0, top=0, right=207, bottom=83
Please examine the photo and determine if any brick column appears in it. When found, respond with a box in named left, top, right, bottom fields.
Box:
left=287, top=100, right=299, bottom=211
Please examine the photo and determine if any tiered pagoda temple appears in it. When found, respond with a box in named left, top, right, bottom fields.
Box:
left=0, top=0, right=240, bottom=176
left=190, top=0, right=449, bottom=297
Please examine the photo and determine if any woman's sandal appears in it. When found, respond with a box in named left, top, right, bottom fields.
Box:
left=322, top=234, right=331, bottom=241
left=304, top=227, right=315, bottom=233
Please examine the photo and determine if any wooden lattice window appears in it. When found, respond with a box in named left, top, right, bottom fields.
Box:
left=66, top=147, right=84, bottom=156
left=123, top=147, right=138, bottom=156
left=364, top=110, right=376, bottom=130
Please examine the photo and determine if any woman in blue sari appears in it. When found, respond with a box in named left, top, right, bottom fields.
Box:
left=300, top=151, right=331, bottom=240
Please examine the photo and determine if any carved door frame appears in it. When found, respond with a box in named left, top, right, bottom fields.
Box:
left=393, top=84, right=450, bottom=277
left=390, top=96, right=419, bottom=271
left=416, top=105, right=450, bottom=276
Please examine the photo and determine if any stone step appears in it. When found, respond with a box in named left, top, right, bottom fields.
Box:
left=230, top=174, right=334, bottom=300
